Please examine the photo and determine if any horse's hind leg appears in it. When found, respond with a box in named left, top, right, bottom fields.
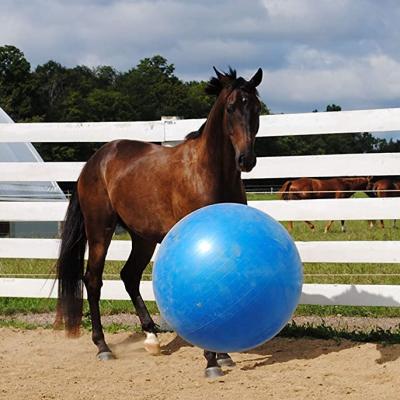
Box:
left=84, top=214, right=117, bottom=360
left=120, top=234, right=160, bottom=354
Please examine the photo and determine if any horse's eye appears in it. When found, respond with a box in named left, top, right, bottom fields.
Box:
left=241, top=97, right=247, bottom=104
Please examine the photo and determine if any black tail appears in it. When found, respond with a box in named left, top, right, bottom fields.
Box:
left=56, top=190, right=86, bottom=336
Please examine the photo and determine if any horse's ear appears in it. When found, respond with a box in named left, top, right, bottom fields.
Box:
left=213, top=66, right=233, bottom=86
left=249, top=68, right=263, bottom=88
left=213, top=66, right=224, bottom=80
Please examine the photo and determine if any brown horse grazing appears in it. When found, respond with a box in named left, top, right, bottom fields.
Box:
left=367, top=177, right=400, bottom=228
left=279, top=177, right=371, bottom=233
left=55, top=67, right=263, bottom=378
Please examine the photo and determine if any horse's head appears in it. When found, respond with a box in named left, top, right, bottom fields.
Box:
left=206, top=67, right=263, bottom=172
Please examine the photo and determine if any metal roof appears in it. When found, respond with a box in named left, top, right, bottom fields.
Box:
left=0, top=107, right=65, bottom=201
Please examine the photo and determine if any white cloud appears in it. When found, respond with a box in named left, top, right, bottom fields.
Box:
left=262, top=51, right=400, bottom=112
left=0, top=0, right=400, bottom=112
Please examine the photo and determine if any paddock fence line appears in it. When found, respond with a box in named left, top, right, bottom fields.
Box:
left=1, top=107, right=400, bottom=307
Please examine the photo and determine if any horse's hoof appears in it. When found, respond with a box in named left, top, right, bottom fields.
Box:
left=144, top=341, right=161, bottom=355
left=205, top=366, right=224, bottom=379
left=97, top=351, right=114, bottom=361
left=217, top=357, right=236, bottom=367
left=144, top=332, right=161, bottom=355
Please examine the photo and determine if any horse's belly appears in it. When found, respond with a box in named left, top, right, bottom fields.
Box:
left=114, top=191, right=217, bottom=243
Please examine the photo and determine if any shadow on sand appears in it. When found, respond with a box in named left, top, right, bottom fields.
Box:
left=159, top=322, right=400, bottom=370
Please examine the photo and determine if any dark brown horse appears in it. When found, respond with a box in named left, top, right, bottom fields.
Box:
left=55, top=67, right=263, bottom=378
left=279, top=177, right=371, bottom=233
left=367, top=177, right=400, bottom=228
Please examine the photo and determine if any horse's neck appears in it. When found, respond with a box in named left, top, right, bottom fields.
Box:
left=182, top=95, right=242, bottom=198
left=198, top=98, right=239, bottom=181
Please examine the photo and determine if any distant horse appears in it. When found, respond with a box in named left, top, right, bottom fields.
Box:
left=55, top=67, right=263, bottom=378
left=367, top=177, right=400, bottom=228
left=279, top=177, right=371, bottom=233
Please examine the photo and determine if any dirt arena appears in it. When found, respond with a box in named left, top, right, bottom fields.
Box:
left=0, top=328, right=399, bottom=400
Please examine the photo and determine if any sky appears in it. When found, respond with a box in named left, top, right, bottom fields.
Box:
left=1, top=0, right=400, bottom=114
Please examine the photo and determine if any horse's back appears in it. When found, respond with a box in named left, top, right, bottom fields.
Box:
left=80, top=139, right=164, bottom=184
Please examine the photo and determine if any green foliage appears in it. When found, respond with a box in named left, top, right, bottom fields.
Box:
left=280, top=321, right=400, bottom=343
left=0, top=45, right=33, bottom=120
left=0, top=297, right=57, bottom=315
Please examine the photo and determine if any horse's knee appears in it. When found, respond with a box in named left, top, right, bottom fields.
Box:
left=84, top=270, right=103, bottom=292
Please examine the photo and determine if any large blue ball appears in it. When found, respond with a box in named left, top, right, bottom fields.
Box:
left=153, top=203, right=303, bottom=353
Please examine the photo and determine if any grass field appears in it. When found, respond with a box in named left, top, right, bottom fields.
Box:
left=1, top=193, right=400, bottom=321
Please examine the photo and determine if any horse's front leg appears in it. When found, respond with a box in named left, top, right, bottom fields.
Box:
left=120, top=236, right=160, bottom=355
left=324, top=220, right=334, bottom=233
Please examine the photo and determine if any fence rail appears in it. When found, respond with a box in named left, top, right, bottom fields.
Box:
left=2, top=152, right=400, bottom=181
left=1, top=278, right=399, bottom=307
left=1, top=107, right=400, bottom=306
left=1, top=198, right=400, bottom=221
left=1, top=107, right=399, bottom=142
left=1, top=238, right=400, bottom=263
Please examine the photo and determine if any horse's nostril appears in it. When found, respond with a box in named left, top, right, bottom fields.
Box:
left=238, top=154, right=245, bottom=165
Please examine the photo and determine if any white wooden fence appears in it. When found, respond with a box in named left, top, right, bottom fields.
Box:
left=1, top=108, right=400, bottom=307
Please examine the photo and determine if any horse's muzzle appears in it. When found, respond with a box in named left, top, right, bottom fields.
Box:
left=238, top=153, right=257, bottom=172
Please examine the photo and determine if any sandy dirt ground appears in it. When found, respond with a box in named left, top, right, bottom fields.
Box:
left=0, top=328, right=399, bottom=400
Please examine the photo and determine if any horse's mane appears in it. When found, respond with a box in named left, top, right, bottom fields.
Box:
left=185, top=122, right=206, bottom=141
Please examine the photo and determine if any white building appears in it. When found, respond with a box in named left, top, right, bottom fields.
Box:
left=0, top=107, right=65, bottom=237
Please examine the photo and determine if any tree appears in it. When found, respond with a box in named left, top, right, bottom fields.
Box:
left=93, top=65, right=118, bottom=89
left=326, top=104, right=341, bottom=112
left=86, top=89, right=136, bottom=121
left=117, top=55, right=186, bottom=120
left=0, top=45, right=33, bottom=120
left=31, top=61, right=67, bottom=121
left=182, top=81, right=214, bottom=118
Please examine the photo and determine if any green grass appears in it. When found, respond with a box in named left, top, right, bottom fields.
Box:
left=280, top=321, right=400, bottom=344
left=0, top=297, right=158, bottom=316
left=0, top=319, right=50, bottom=330
left=0, top=258, right=153, bottom=280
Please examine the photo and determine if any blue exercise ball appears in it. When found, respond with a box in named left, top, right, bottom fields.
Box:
left=153, top=203, right=303, bottom=353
